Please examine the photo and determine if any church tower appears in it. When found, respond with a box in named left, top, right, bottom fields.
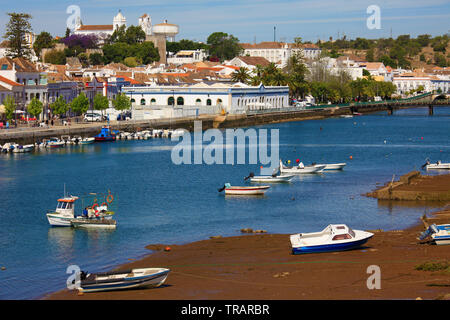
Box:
left=139, top=14, right=152, bottom=36
left=113, top=10, right=127, bottom=31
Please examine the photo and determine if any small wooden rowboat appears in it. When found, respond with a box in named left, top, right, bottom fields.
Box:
left=218, top=183, right=270, bottom=195
left=77, top=268, right=170, bottom=293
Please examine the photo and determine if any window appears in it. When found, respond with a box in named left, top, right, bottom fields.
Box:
left=130, top=98, right=135, bottom=104
left=195, top=98, right=201, bottom=106
left=217, top=99, right=222, bottom=106
left=140, top=98, right=146, bottom=105
left=177, top=97, right=184, bottom=106
left=332, top=234, right=352, bottom=241
left=150, top=98, right=156, bottom=105
left=206, top=99, right=212, bottom=106
left=168, top=97, right=175, bottom=106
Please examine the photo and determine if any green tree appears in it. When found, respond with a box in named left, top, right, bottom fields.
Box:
left=434, top=53, right=447, bottom=67
left=125, top=25, right=146, bottom=44
left=27, top=97, right=43, bottom=118
left=207, top=32, right=242, bottom=61
left=93, top=93, right=109, bottom=115
left=89, top=52, right=103, bottom=65
left=70, top=92, right=90, bottom=114
left=112, top=93, right=131, bottom=111
left=44, top=49, right=66, bottom=64
left=50, top=96, right=68, bottom=116
left=3, top=96, right=15, bottom=120
left=365, top=48, right=375, bottom=62
left=231, top=67, right=251, bottom=84
left=33, top=31, right=54, bottom=57
left=4, top=12, right=33, bottom=58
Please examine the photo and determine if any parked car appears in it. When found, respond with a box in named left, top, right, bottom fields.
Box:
left=84, top=113, right=103, bottom=122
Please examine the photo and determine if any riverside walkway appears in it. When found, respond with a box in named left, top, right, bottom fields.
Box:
left=1, top=93, right=448, bottom=145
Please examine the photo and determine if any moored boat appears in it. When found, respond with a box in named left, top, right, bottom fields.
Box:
left=46, top=195, right=80, bottom=227
left=71, top=218, right=116, bottom=229
left=424, top=160, right=450, bottom=170
left=11, top=143, right=34, bottom=153
left=80, top=137, right=95, bottom=145
left=46, top=137, right=65, bottom=148
left=279, top=159, right=325, bottom=174
left=94, top=126, right=119, bottom=142
left=315, top=163, right=347, bottom=170
left=218, top=183, right=270, bottom=195
left=290, top=224, right=374, bottom=254
left=76, top=268, right=170, bottom=293
left=244, top=172, right=294, bottom=183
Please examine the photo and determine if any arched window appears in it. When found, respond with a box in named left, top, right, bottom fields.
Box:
left=150, top=98, right=156, bottom=105
left=217, top=98, right=222, bottom=106
left=168, top=97, right=175, bottom=106
left=177, top=97, right=184, bottom=106
left=195, top=98, right=202, bottom=106
left=131, top=98, right=136, bottom=104
left=207, top=99, right=212, bottom=106
left=140, top=98, right=146, bottom=105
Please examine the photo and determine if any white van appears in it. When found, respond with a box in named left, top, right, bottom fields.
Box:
left=84, top=112, right=103, bottom=122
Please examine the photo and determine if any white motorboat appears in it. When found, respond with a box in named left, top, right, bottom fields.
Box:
left=218, top=183, right=270, bottom=195
left=76, top=268, right=170, bottom=293
left=419, top=223, right=450, bottom=245
left=424, top=160, right=450, bottom=170
left=170, top=129, right=186, bottom=138
left=279, top=160, right=325, bottom=174
left=244, top=172, right=294, bottom=183
left=46, top=137, right=65, bottom=148
left=315, top=163, right=347, bottom=170
left=80, top=137, right=95, bottom=145
left=11, top=144, right=34, bottom=153
left=290, top=224, right=374, bottom=254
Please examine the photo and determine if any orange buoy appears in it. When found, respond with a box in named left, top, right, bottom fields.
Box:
left=164, top=246, right=171, bottom=252
left=349, top=155, right=353, bottom=160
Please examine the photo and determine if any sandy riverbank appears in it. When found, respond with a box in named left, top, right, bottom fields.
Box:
left=46, top=206, right=450, bottom=300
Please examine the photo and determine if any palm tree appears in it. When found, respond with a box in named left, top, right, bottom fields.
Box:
left=231, top=67, right=251, bottom=84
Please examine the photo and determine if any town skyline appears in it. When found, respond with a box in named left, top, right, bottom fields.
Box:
left=0, top=0, right=449, bottom=43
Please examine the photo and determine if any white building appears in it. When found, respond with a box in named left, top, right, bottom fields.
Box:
left=167, top=50, right=207, bottom=65
left=240, top=42, right=321, bottom=67
left=392, top=73, right=433, bottom=94
left=74, top=10, right=127, bottom=42
left=122, top=82, right=290, bottom=118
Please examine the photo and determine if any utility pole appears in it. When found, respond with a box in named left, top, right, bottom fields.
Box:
left=273, top=26, right=276, bottom=42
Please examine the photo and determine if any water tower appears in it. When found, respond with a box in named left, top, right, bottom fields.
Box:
left=152, top=20, right=179, bottom=42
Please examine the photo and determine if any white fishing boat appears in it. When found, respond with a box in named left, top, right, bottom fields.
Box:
left=424, top=160, right=450, bottom=170
left=47, top=189, right=115, bottom=227
left=218, top=183, right=270, bottom=195
left=11, top=144, right=34, bottom=153
left=279, top=160, right=325, bottom=174
left=290, top=224, right=374, bottom=254
left=76, top=268, right=170, bottom=293
left=315, top=163, right=347, bottom=170
left=244, top=172, right=294, bottom=183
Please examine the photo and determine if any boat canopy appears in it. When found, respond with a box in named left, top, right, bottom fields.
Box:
left=57, top=196, right=79, bottom=203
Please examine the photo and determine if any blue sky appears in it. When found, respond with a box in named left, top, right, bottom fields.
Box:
left=0, top=0, right=449, bottom=43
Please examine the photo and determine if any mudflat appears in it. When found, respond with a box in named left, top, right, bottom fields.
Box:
left=46, top=209, right=450, bottom=300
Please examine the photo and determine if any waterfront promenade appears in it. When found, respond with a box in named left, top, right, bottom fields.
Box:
left=1, top=93, right=448, bottom=145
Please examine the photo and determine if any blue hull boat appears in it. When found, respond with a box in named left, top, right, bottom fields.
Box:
left=290, top=224, right=374, bottom=255
left=95, top=126, right=119, bottom=142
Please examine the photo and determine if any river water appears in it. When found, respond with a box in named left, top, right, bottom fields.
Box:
left=0, top=107, right=449, bottom=299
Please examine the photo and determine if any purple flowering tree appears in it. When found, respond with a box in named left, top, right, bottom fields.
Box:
left=62, top=34, right=99, bottom=49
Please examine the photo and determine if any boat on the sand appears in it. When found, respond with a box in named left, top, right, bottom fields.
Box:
left=423, top=160, right=450, bottom=170
left=419, top=223, right=450, bottom=245
left=290, top=224, right=374, bottom=254
left=76, top=267, right=170, bottom=293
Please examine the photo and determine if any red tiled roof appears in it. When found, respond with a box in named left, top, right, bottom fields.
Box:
left=0, top=75, right=23, bottom=86
left=235, top=56, right=271, bottom=67
left=77, top=25, right=113, bottom=31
